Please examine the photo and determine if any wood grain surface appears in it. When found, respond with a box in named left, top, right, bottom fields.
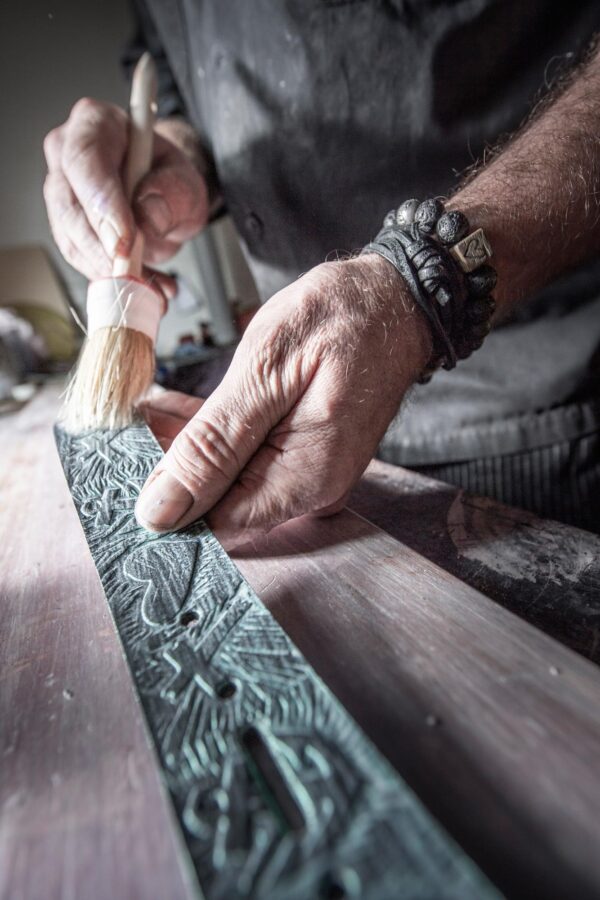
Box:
left=0, top=384, right=197, bottom=900
left=350, top=462, right=600, bottom=665
left=2, top=381, right=600, bottom=900
left=233, top=511, right=600, bottom=900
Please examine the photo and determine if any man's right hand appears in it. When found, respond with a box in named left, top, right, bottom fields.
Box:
left=43, top=98, right=209, bottom=283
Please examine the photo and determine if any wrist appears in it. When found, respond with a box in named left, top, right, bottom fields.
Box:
left=362, top=199, right=497, bottom=379
left=355, top=253, right=434, bottom=383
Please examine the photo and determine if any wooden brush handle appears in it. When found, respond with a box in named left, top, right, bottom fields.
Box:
left=112, top=52, right=158, bottom=279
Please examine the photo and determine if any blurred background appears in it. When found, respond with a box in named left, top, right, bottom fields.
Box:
left=0, top=0, right=258, bottom=411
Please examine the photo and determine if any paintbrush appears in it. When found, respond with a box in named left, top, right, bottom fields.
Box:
left=62, top=52, right=165, bottom=432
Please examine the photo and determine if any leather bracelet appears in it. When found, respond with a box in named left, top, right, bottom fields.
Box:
left=362, top=199, right=497, bottom=382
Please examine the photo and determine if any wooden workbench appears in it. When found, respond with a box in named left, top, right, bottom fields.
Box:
left=1, top=381, right=599, bottom=899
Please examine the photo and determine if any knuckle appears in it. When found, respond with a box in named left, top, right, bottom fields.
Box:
left=63, top=101, right=124, bottom=174
left=172, top=416, right=241, bottom=484
left=291, top=280, right=340, bottom=346
left=71, top=96, right=102, bottom=119
left=297, top=288, right=324, bottom=325
left=70, top=97, right=124, bottom=132
left=235, top=320, right=285, bottom=379
left=43, top=128, right=62, bottom=163
left=242, top=330, right=303, bottom=415
left=61, top=131, right=98, bottom=172
left=240, top=324, right=319, bottom=414
left=252, top=328, right=289, bottom=382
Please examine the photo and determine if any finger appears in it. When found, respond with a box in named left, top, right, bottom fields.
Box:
left=312, top=491, right=350, bottom=518
left=142, top=236, right=187, bottom=266
left=44, top=171, right=175, bottom=290
left=203, top=382, right=343, bottom=545
left=133, top=159, right=208, bottom=253
left=139, top=392, right=205, bottom=451
left=62, top=99, right=135, bottom=258
left=43, top=125, right=65, bottom=171
left=139, top=388, right=205, bottom=420
left=44, top=169, right=111, bottom=279
left=134, top=336, right=310, bottom=533
left=141, top=267, right=178, bottom=301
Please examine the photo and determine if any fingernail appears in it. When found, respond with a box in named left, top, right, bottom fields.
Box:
left=138, top=193, right=171, bottom=237
left=135, top=470, right=193, bottom=531
left=99, top=219, right=122, bottom=257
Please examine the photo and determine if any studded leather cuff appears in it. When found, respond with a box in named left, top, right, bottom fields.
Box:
left=362, top=199, right=497, bottom=383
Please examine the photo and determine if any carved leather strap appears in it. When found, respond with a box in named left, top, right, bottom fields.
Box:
left=55, top=423, right=496, bottom=900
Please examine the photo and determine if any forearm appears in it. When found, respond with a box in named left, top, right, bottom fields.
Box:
left=447, top=38, right=600, bottom=317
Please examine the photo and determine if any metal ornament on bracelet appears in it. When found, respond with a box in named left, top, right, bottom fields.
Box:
left=362, top=198, right=496, bottom=383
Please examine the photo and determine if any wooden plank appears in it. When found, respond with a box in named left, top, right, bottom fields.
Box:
left=54, top=419, right=495, bottom=900
left=349, top=461, right=600, bottom=664
left=233, top=509, right=600, bottom=900
left=0, top=384, right=197, bottom=900
left=3, top=381, right=600, bottom=899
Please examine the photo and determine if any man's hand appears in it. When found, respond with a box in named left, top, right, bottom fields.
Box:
left=135, top=255, right=431, bottom=545
left=43, top=99, right=209, bottom=286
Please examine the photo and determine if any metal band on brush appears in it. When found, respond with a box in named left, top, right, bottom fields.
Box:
left=86, top=277, right=164, bottom=344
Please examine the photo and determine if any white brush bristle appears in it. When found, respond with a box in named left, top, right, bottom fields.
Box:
left=61, top=326, right=155, bottom=432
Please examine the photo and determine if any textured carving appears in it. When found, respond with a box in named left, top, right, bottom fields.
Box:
left=55, top=424, right=497, bottom=900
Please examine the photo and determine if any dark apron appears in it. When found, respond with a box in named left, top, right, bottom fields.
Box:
left=131, top=0, right=600, bottom=529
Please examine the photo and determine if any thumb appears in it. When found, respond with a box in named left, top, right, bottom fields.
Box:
left=134, top=355, right=292, bottom=533
left=133, top=161, right=208, bottom=245
left=205, top=378, right=352, bottom=548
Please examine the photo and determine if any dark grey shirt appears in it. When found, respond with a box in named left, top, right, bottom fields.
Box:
left=129, top=0, right=600, bottom=464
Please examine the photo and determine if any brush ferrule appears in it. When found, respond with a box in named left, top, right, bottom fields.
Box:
left=86, top=277, right=164, bottom=345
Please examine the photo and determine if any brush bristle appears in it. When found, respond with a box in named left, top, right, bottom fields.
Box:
left=61, top=327, right=155, bottom=432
